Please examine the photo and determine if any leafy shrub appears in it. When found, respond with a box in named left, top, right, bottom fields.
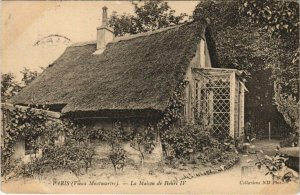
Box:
left=255, top=151, right=298, bottom=182
left=197, top=147, right=234, bottom=166
left=21, top=122, right=95, bottom=178
left=130, top=124, right=156, bottom=168
left=1, top=159, right=24, bottom=179
left=206, top=148, right=223, bottom=162
left=1, top=105, right=96, bottom=179
left=280, top=132, right=299, bottom=147
left=90, top=121, right=128, bottom=171
left=162, top=124, right=221, bottom=161
left=161, top=123, right=239, bottom=167
left=109, top=146, right=126, bottom=172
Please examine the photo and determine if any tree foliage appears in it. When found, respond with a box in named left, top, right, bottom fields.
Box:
left=274, top=84, right=299, bottom=131
left=90, top=121, right=127, bottom=172
left=1, top=73, right=22, bottom=102
left=108, top=0, right=188, bottom=37
left=240, top=0, right=299, bottom=37
left=193, top=0, right=299, bottom=133
left=239, top=0, right=299, bottom=132
left=240, top=0, right=299, bottom=95
left=130, top=124, right=156, bottom=168
left=20, top=68, right=38, bottom=86
left=1, top=68, right=39, bottom=102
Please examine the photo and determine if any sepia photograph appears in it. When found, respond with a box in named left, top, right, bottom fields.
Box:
left=1, top=0, right=299, bottom=194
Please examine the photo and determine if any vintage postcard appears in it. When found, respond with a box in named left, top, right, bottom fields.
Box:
left=1, top=0, right=299, bottom=194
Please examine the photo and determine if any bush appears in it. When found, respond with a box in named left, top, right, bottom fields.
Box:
left=23, top=141, right=95, bottom=178
left=280, top=132, right=299, bottom=147
left=130, top=124, right=156, bottom=168
left=1, top=110, right=96, bottom=179
left=109, top=146, right=126, bottom=172
left=1, top=159, right=24, bottom=179
left=162, top=124, right=222, bottom=161
left=90, top=121, right=128, bottom=172
left=255, top=152, right=298, bottom=183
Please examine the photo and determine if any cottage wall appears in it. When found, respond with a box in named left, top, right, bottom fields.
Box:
left=82, top=118, right=163, bottom=163
left=8, top=117, right=162, bottom=164
left=90, top=140, right=163, bottom=164
left=1, top=104, right=61, bottom=162
left=183, top=38, right=212, bottom=122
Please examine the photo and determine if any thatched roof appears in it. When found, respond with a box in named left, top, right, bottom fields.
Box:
left=10, top=21, right=213, bottom=114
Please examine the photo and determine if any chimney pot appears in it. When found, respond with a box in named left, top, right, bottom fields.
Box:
left=102, top=6, right=108, bottom=27
left=96, top=6, right=114, bottom=52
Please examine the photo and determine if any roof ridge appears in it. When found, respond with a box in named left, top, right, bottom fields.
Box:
left=70, top=40, right=96, bottom=47
left=70, top=24, right=183, bottom=47
left=111, top=24, right=182, bottom=43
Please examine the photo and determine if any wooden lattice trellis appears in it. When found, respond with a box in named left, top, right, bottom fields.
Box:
left=195, top=74, right=231, bottom=137
left=189, top=68, right=246, bottom=138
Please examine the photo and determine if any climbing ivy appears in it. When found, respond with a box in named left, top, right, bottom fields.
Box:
left=1, top=105, right=96, bottom=178
left=157, top=80, right=191, bottom=158
left=1, top=106, right=48, bottom=176
left=157, top=80, right=189, bottom=131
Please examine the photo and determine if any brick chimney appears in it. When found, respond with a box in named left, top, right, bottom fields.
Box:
left=96, top=6, right=114, bottom=50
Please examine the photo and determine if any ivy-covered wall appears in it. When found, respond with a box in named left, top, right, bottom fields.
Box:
left=77, top=117, right=163, bottom=163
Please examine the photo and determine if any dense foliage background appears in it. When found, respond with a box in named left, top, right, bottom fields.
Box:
left=193, top=0, right=299, bottom=137
left=108, top=0, right=188, bottom=36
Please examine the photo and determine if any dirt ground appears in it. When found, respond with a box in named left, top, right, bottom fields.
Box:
left=1, top=139, right=299, bottom=194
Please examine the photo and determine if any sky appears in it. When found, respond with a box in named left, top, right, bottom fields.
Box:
left=1, top=1, right=199, bottom=80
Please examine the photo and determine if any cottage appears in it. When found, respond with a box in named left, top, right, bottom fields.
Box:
left=6, top=7, right=246, bottom=159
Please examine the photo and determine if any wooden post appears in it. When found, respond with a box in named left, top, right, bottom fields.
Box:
left=229, top=72, right=236, bottom=138
left=268, top=122, right=271, bottom=141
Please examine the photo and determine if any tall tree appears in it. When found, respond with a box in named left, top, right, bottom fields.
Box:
left=20, top=68, right=38, bottom=86
left=1, top=73, right=22, bottom=102
left=1, top=68, right=39, bottom=102
left=108, top=0, right=188, bottom=37
left=239, top=0, right=299, bottom=131
left=193, top=0, right=298, bottom=136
